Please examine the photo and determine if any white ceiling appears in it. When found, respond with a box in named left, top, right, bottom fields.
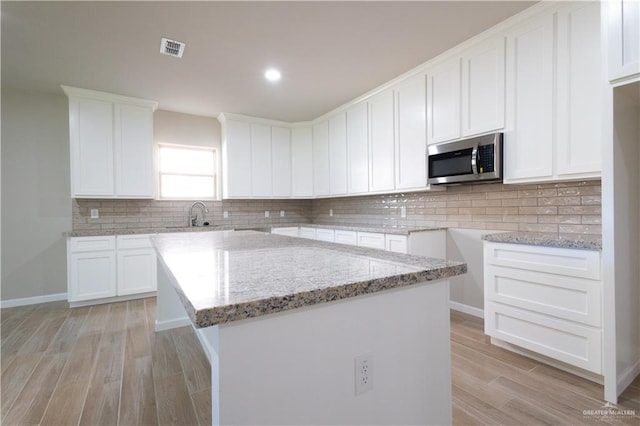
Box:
left=2, top=1, right=536, bottom=122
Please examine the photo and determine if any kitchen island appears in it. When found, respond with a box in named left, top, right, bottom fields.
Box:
left=153, top=230, right=466, bottom=425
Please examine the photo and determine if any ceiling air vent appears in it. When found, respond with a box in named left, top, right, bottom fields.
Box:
left=160, top=37, right=186, bottom=58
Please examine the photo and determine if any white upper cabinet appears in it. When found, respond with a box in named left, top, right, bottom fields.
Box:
left=329, top=113, right=348, bottom=195
left=292, top=127, right=313, bottom=197
left=608, top=0, right=640, bottom=81
left=114, top=104, right=154, bottom=197
left=220, top=115, right=296, bottom=199
left=271, top=126, right=292, bottom=197
left=313, top=120, right=330, bottom=196
left=250, top=123, right=273, bottom=197
left=347, top=102, right=369, bottom=194
left=63, top=86, right=157, bottom=199
left=504, top=1, right=602, bottom=184
left=368, top=89, right=396, bottom=193
left=556, top=2, right=602, bottom=178
left=504, top=12, right=555, bottom=181
left=426, top=58, right=461, bottom=144
left=395, top=74, right=428, bottom=190
left=461, top=36, right=506, bottom=137
left=222, top=119, right=252, bottom=198
left=426, top=36, right=505, bottom=144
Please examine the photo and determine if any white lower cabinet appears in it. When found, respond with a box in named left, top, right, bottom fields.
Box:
left=385, top=234, right=408, bottom=254
left=484, top=241, right=603, bottom=374
left=68, top=236, right=117, bottom=302
left=68, top=234, right=157, bottom=305
left=116, top=235, right=157, bottom=296
left=315, top=228, right=335, bottom=243
left=334, top=230, right=358, bottom=246
left=299, top=227, right=317, bottom=240
left=271, top=227, right=300, bottom=237
left=356, top=232, right=386, bottom=250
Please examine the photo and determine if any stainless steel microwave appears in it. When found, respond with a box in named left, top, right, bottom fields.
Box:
left=427, top=133, right=503, bottom=185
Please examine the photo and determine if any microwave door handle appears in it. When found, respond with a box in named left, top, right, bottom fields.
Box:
left=471, top=145, right=479, bottom=175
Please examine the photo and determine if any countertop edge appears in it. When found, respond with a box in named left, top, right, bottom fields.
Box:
left=481, top=232, right=602, bottom=251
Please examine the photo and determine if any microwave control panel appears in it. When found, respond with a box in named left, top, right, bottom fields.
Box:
left=478, top=145, right=495, bottom=174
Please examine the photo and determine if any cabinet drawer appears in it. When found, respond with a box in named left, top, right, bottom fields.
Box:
left=385, top=234, right=408, bottom=254
left=69, top=236, right=116, bottom=253
left=485, top=265, right=601, bottom=326
left=334, top=230, right=357, bottom=246
left=357, top=232, right=386, bottom=250
left=315, top=228, right=335, bottom=242
left=484, top=242, right=601, bottom=279
left=271, top=227, right=300, bottom=237
left=299, top=227, right=317, bottom=240
left=117, top=234, right=153, bottom=250
left=486, top=302, right=602, bottom=374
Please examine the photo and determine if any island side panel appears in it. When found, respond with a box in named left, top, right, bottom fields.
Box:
left=215, top=279, right=452, bottom=425
left=155, top=260, right=192, bottom=331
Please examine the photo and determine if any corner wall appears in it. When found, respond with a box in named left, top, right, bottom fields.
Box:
left=1, top=88, right=72, bottom=301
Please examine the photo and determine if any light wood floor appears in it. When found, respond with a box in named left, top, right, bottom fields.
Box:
left=1, top=299, right=639, bottom=425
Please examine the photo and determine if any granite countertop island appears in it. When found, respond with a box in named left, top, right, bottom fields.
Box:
left=153, top=230, right=465, bottom=328
left=153, top=229, right=465, bottom=425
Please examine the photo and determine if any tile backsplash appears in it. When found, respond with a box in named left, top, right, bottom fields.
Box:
left=73, top=199, right=312, bottom=231
left=311, top=180, right=602, bottom=236
left=73, top=180, right=601, bottom=237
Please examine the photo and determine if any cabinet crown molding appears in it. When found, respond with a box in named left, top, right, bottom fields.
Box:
left=61, top=85, right=159, bottom=111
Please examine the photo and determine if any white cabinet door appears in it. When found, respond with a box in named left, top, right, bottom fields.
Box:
left=357, top=232, right=386, bottom=250
left=271, top=227, right=300, bottom=237
left=608, top=0, right=640, bottom=81
left=556, top=2, right=602, bottom=178
left=334, top=230, right=358, bottom=246
left=329, top=113, right=348, bottom=195
left=368, top=90, right=396, bottom=193
left=461, top=36, right=506, bottom=137
left=426, top=58, right=461, bottom=144
left=313, top=121, right=330, bottom=196
left=223, top=119, right=252, bottom=197
left=117, top=248, right=157, bottom=295
left=251, top=123, right=272, bottom=197
left=69, top=97, right=115, bottom=197
left=114, top=104, right=154, bottom=198
left=395, top=74, right=427, bottom=190
left=315, top=228, right=335, bottom=242
left=347, top=102, right=369, bottom=194
left=271, top=126, right=292, bottom=197
left=68, top=236, right=117, bottom=303
left=504, top=13, right=554, bottom=182
left=299, top=227, right=317, bottom=239
left=385, top=234, right=408, bottom=254
left=291, top=127, right=314, bottom=197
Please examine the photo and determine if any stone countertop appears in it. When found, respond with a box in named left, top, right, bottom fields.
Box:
left=63, top=223, right=445, bottom=238
left=153, top=230, right=466, bottom=328
left=482, top=232, right=602, bottom=250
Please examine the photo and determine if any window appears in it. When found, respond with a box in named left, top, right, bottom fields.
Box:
left=158, top=144, right=217, bottom=199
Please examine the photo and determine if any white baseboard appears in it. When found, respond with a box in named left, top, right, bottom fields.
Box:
left=0, top=292, right=68, bottom=309
left=617, top=360, right=640, bottom=396
left=155, top=316, right=191, bottom=332
left=69, top=292, right=156, bottom=308
left=449, top=301, right=484, bottom=319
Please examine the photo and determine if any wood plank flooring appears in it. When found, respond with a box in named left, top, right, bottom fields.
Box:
left=1, top=299, right=638, bottom=425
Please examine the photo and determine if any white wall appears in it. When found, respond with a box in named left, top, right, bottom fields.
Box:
left=446, top=228, right=507, bottom=314
left=1, top=88, right=71, bottom=301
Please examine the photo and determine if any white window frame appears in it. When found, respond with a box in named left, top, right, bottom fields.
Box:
left=157, top=143, right=220, bottom=200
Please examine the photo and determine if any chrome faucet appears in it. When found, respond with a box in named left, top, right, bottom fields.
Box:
left=189, top=201, right=209, bottom=227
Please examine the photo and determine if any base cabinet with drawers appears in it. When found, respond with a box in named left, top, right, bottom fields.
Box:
left=272, top=226, right=446, bottom=258
left=67, top=234, right=157, bottom=305
left=483, top=242, right=603, bottom=374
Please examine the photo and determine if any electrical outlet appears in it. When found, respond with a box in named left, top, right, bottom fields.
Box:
left=354, top=354, right=373, bottom=395
left=264, top=211, right=270, bottom=218
left=400, top=206, right=407, bottom=218
left=90, top=209, right=99, bottom=219
left=329, top=209, right=333, bottom=217
left=223, top=211, right=229, bottom=219
left=280, top=210, right=285, bottom=217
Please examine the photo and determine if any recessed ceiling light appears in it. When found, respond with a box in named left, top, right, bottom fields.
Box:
left=265, top=68, right=281, bottom=82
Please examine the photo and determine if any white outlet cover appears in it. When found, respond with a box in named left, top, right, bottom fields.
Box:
left=264, top=211, right=270, bottom=218
left=223, top=211, right=229, bottom=219
left=90, top=209, right=99, bottom=219
left=355, top=354, right=373, bottom=395
left=401, top=206, right=407, bottom=218
left=329, top=209, right=333, bottom=217
left=280, top=210, right=285, bottom=217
